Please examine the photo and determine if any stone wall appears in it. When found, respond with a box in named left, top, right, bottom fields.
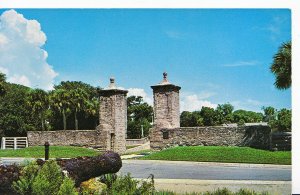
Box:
left=27, top=130, right=100, bottom=147
left=271, top=131, right=291, bottom=151
left=126, top=137, right=149, bottom=146
left=150, top=125, right=271, bottom=150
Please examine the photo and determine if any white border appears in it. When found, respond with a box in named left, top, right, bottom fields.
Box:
left=0, top=0, right=299, bottom=193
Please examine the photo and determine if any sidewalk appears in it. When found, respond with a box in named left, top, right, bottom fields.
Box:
left=149, top=179, right=291, bottom=195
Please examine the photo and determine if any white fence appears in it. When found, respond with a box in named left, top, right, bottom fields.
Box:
left=1, top=137, right=28, bottom=149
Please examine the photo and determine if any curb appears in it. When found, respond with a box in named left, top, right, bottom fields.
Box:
left=122, top=159, right=291, bottom=169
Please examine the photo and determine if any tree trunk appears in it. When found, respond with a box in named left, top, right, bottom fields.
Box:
left=40, top=113, right=45, bottom=131
left=0, top=151, right=122, bottom=192
left=62, top=109, right=66, bottom=130
left=74, top=109, right=78, bottom=130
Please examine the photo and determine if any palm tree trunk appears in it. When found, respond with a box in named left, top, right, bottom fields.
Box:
left=62, top=109, right=67, bottom=130
left=75, top=109, right=78, bottom=130
left=41, top=113, right=45, bottom=131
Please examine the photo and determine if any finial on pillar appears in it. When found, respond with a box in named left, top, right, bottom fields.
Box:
left=108, top=77, right=116, bottom=89
left=163, top=72, right=167, bottom=80
left=159, top=72, right=170, bottom=85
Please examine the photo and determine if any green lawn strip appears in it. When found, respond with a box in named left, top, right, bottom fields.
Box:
left=0, top=146, right=100, bottom=158
left=140, top=146, right=291, bottom=165
left=126, top=145, right=139, bottom=149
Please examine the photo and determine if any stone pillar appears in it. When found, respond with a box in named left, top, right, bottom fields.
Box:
left=150, top=72, right=181, bottom=149
left=97, top=78, right=128, bottom=154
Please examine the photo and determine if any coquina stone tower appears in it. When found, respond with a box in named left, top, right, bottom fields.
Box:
left=97, top=78, right=128, bottom=154
left=150, top=72, right=181, bottom=149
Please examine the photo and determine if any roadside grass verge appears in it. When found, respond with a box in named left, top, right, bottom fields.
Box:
left=0, top=146, right=100, bottom=158
left=140, top=146, right=291, bottom=165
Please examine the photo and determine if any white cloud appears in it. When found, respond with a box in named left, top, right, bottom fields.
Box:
left=127, top=88, right=153, bottom=105
left=180, top=94, right=217, bottom=112
left=0, top=9, right=58, bottom=90
left=223, top=60, right=259, bottom=67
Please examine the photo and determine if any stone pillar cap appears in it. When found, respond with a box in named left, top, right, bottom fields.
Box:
left=108, top=77, right=116, bottom=89
left=158, top=72, right=171, bottom=85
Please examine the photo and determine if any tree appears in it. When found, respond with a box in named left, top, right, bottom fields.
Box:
left=26, top=89, right=49, bottom=131
left=262, top=106, right=276, bottom=122
left=50, top=89, right=71, bottom=130
left=270, top=41, right=291, bottom=90
left=0, top=83, right=36, bottom=136
left=127, top=96, right=153, bottom=138
left=69, top=88, right=89, bottom=130
left=215, top=103, right=234, bottom=124
left=268, top=108, right=291, bottom=132
left=200, top=107, right=218, bottom=126
left=180, top=111, right=203, bottom=127
left=232, top=110, right=263, bottom=123
left=0, top=72, right=6, bottom=97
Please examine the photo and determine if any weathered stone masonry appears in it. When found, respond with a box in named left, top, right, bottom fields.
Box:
left=149, top=73, right=272, bottom=150
left=97, top=78, right=128, bottom=154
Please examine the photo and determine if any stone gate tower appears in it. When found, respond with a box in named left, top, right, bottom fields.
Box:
left=97, top=78, right=128, bottom=154
left=150, top=72, right=181, bottom=149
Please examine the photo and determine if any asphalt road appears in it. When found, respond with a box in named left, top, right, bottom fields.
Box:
left=120, top=160, right=291, bottom=181
left=1, top=158, right=291, bottom=181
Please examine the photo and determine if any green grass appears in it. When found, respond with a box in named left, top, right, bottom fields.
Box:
left=140, top=146, right=291, bottom=165
left=126, top=145, right=139, bottom=149
left=0, top=146, right=100, bottom=158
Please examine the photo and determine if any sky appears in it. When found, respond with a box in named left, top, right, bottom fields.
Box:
left=0, top=9, right=291, bottom=112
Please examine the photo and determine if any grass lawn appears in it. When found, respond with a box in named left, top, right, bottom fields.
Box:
left=140, top=146, right=291, bottom=165
left=126, top=145, right=139, bottom=149
left=0, top=146, right=100, bottom=158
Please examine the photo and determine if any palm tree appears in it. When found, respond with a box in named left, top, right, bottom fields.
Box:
left=0, top=72, right=6, bottom=97
left=69, top=88, right=89, bottom=130
left=27, top=89, right=49, bottom=131
left=270, top=41, right=291, bottom=90
left=50, top=89, right=71, bottom=130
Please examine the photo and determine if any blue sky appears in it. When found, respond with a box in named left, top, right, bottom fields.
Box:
left=0, top=9, right=291, bottom=112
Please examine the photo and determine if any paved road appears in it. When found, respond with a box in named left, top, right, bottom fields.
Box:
left=120, top=160, right=291, bottom=181
left=1, top=158, right=291, bottom=181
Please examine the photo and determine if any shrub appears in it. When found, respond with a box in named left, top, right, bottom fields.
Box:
left=12, top=161, right=39, bottom=195
left=57, top=177, right=78, bottom=195
left=12, top=160, right=78, bottom=195
left=32, top=160, right=63, bottom=195
left=100, top=173, right=155, bottom=194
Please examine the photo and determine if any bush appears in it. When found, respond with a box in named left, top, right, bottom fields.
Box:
left=100, top=173, right=155, bottom=194
left=58, top=177, right=78, bottom=195
left=12, top=160, right=77, bottom=195
left=12, top=161, right=39, bottom=195
left=32, top=160, right=63, bottom=195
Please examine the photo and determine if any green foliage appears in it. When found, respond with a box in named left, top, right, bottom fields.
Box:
left=57, top=177, right=78, bottom=195
left=50, top=81, right=99, bottom=130
left=141, top=146, right=291, bottom=165
left=180, top=103, right=265, bottom=127
left=270, top=41, right=291, bottom=90
left=26, top=89, right=49, bottom=131
left=180, top=111, right=203, bottom=127
left=127, top=96, right=153, bottom=138
left=200, top=107, right=219, bottom=126
left=101, top=173, right=155, bottom=194
left=0, top=83, right=36, bottom=136
left=232, top=110, right=263, bottom=123
left=12, top=160, right=78, bottom=195
left=12, top=161, right=40, bottom=195
left=269, top=108, right=291, bottom=132
left=262, top=106, right=276, bottom=122
left=0, top=72, right=6, bottom=97
left=202, top=188, right=269, bottom=195
left=32, top=160, right=63, bottom=195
